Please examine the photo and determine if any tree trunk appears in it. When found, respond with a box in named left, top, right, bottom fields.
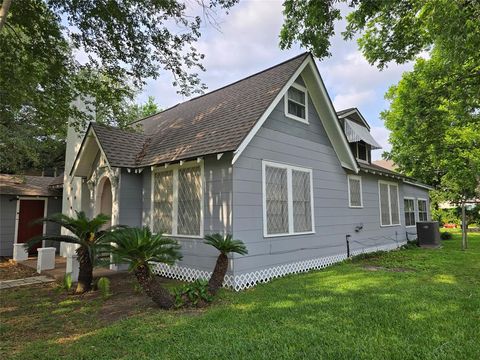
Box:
left=208, top=253, right=228, bottom=295
left=461, top=203, right=467, bottom=250
left=75, top=247, right=93, bottom=294
left=0, top=0, right=12, bottom=32
left=134, top=265, right=174, bottom=309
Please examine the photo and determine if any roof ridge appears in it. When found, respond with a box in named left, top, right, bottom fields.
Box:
left=130, top=52, right=311, bottom=125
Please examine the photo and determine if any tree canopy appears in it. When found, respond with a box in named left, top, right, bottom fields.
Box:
left=0, top=0, right=236, bottom=173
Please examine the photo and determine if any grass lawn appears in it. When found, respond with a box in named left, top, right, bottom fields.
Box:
left=1, top=230, right=479, bottom=359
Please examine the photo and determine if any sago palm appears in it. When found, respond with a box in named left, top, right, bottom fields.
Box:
left=204, top=233, right=248, bottom=294
left=29, top=211, right=117, bottom=294
left=107, top=226, right=182, bottom=309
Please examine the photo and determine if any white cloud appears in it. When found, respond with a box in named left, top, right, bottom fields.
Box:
left=370, top=126, right=391, bottom=160
left=332, top=90, right=375, bottom=110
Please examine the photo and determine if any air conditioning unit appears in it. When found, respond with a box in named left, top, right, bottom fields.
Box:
left=416, top=221, right=441, bottom=247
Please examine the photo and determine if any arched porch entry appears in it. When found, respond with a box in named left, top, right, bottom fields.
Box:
left=96, top=176, right=112, bottom=228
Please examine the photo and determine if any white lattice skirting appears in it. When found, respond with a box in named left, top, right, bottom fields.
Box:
left=152, top=241, right=406, bottom=291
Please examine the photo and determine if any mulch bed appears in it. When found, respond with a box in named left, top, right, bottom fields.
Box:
left=0, top=258, right=38, bottom=280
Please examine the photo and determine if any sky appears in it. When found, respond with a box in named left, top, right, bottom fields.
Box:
left=136, top=0, right=415, bottom=160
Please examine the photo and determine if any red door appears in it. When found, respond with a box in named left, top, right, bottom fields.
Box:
left=17, top=199, right=45, bottom=255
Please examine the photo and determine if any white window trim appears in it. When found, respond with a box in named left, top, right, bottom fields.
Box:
left=403, top=196, right=417, bottom=228
left=284, top=82, right=309, bottom=124
left=417, top=197, right=428, bottom=222
left=262, top=160, right=315, bottom=238
left=347, top=175, right=363, bottom=208
left=378, top=180, right=401, bottom=227
left=151, top=160, right=204, bottom=239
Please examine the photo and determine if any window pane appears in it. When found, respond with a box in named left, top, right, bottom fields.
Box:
left=153, top=171, right=173, bottom=234
left=266, top=166, right=288, bottom=234
left=349, top=177, right=362, bottom=207
left=288, top=87, right=305, bottom=105
left=390, top=185, right=400, bottom=224
left=418, top=200, right=428, bottom=221
left=379, top=183, right=390, bottom=225
left=292, top=170, right=312, bottom=232
left=177, top=166, right=202, bottom=235
left=358, top=143, right=367, bottom=161
left=404, top=199, right=415, bottom=226
left=288, top=101, right=306, bottom=119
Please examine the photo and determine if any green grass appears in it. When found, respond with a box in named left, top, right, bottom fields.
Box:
left=2, top=230, right=480, bottom=359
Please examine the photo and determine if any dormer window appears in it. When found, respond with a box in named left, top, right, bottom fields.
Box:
left=357, top=142, right=368, bottom=162
left=285, top=83, right=308, bottom=123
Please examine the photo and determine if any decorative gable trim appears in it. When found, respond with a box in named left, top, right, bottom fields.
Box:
left=231, top=55, right=359, bottom=173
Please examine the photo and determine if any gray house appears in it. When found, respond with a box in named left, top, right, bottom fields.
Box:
left=66, top=53, right=431, bottom=290
left=0, top=174, right=62, bottom=257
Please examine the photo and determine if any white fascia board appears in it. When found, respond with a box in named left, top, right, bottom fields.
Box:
left=71, top=125, right=113, bottom=177
left=403, top=180, right=434, bottom=191
left=232, top=56, right=311, bottom=165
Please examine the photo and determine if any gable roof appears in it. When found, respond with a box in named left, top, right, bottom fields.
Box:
left=0, top=174, right=62, bottom=196
left=336, top=107, right=371, bottom=130
left=72, top=53, right=359, bottom=175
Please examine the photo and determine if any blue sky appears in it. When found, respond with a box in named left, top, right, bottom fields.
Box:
left=136, top=0, right=414, bottom=160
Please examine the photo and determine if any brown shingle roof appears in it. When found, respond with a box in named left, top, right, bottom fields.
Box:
left=0, top=174, right=62, bottom=196
left=91, top=123, right=149, bottom=168
left=88, top=53, right=310, bottom=168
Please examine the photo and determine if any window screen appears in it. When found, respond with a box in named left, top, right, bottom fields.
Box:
left=292, top=170, right=312, bottom=232
left=404, top=199, right=415, bottom=226
left=357, top=142, right=368, bottom=161
left=153, top=170, right=173, bottom=234
left=286, top=86, right=306, bottom=120
left=177, top=166, right=202, bottom=236
left=418, top=199, right=428, bottom=221
left=379, top=182, right=400, bottom=226
left=348, top=176, right=362, bottom=207
left=265, top=166, right=289, bottom=234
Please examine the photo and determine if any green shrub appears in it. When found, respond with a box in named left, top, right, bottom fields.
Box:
left=440, top=231, right=452, bottom=240
left=174, top=279, right=213, bottom=308
left=57, top=273, right=73, bottom=292
left=96, top=277, right=111, bottom=299
left=401, top=240, right=419, bottom=249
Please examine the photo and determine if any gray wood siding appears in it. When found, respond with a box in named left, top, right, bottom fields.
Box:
left=0, top=195, right=62, bottom=256
left=0, top=195, right=17, bottom=256
left=232, top=93, right=430, bottom=274
left=139, top=154, right=233, bottom=272
left=119, top=170, right=143, bottom=227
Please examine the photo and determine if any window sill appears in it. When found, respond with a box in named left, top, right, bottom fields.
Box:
left=285, top=112, right=309, bottom=124
left=154, top=233, right=203, bottom=239
left=349, top=205, right=364, bottom=209
left=380, top=224, right=401, bottom=228
left=405, top=225, right=416, bottom=228
left=264, top=231, right=315, bottom=238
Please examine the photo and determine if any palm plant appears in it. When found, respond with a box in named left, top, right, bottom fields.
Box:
left=204, top=233, right=248, bottom=294
left=107, top=226, right=182, bottom=309
left=29, top=211, right=116, bottom=294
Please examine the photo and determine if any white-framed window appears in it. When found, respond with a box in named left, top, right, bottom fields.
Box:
left=348, top=175, right=363, bottom=208
left=284, top=82, right=308, bottom=123
left=378, top=180, right=401, bottom=226
left=404, top=197, right=416, bottom=227
left=262, top=160, right=314, bottom=237
left=417, top=198, right=428, bottom=222
left=151, top=161, right=204, bottom=238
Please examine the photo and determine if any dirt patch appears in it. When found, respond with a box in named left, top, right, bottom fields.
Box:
left=362, top=265, right=413, bottom=273
left=0, top=258, right=38, bottom=280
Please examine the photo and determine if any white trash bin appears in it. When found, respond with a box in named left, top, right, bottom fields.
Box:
left=37, top=247, right=56, bottom=273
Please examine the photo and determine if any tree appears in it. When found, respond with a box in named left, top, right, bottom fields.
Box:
left=203, top=233, right=247, bottom=294
left=0, top=0, right=237, bottom=173
left=30, top=211, right=116, bottom=294
left=107, top=227, right=182, bottom=309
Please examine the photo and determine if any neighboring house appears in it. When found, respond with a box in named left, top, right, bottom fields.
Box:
left=372, top=159, right=397, bottom=172
left=0, top=174, right=63, bottom=257
left=64, top=53, right=431, bottom=290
